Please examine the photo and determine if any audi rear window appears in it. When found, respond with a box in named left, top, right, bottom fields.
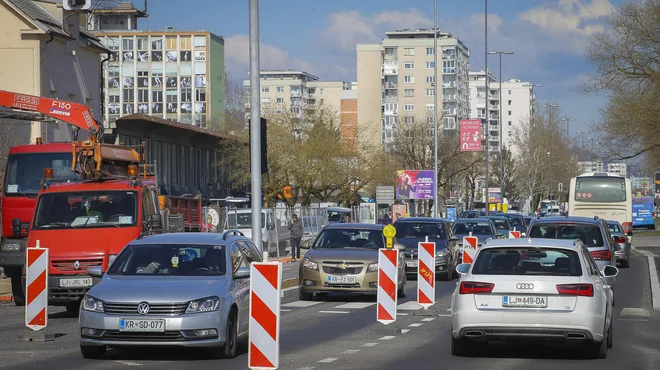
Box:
left=472, top=248, right=582, bottom=276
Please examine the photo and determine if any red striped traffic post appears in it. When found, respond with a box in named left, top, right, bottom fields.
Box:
left=377, top=248, right=398, bottom=324
left=248, top=262, right=282, bottom=369
left=25, top=241, right=48, bottom=331
left=417, top=241, right=435, bottom=309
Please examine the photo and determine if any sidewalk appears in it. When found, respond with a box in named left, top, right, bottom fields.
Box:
left=0, top=278, right=12, bottom=302
left=632, top=234, right=660, bottom=311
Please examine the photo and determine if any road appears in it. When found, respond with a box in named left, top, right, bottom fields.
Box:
left=1, top=237, right=660, bottom=369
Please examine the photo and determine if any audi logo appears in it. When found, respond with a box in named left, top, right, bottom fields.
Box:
left=137, top=302, right=150, bottom=315
left=516, top=283, right=534, bottom=290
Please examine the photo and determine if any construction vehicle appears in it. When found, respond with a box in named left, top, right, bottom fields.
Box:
left=0, top=91, right=103, bottom=305
left=23, top=137, right=207, bottom=311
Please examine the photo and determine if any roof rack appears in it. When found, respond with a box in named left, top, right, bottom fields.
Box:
left=223, top=229, right=245, bottom=240
left=593, top=216, right=599, bottom=220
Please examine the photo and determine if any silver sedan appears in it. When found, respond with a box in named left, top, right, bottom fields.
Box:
left=78, top=232, right=262, bottom=359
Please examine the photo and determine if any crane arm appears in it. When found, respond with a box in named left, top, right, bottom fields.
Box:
left=0, top=90, right=103, bottom=141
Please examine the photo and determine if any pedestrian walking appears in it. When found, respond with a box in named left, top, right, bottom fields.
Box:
left=288, top=214, right=303, bottom=261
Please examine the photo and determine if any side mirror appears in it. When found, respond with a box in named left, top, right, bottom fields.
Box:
left=148, top=213, right=162, bottom=229
left=234, top=266, right=250, bottom=279
left=601, top=265, right=619, bottom=278
left=456, top=263, right=471, bottom=276
left=87, top=266, right=103, bottom=278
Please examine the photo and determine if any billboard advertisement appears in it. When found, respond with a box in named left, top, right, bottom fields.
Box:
left=655, top=172, right=660, bottom=195
left=392, top=204, right=408, bottom=222
left=459, top=119, right=483, bottom=152
left=488, top=187, right=501, bottom=203
left=396, top=170, right=436, bottom=200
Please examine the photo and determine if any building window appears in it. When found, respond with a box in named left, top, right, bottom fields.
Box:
left=166, top=90, right=178, bottom=113
left=426, top=62, right=435, bottom=69
left=508, top=100, right=512, bottom=105
left=508, top=121, right=512, bottom=126
left=180, top=36, right=192, bottom=50
left=151, top=37, right=163, bottom=50
left=262, top=87, right=269, bottom=93
left=194, top=35, right=206, bottom=48
left=426, top=89, right=435, bottom=97
left=404, top=62, right=415, bottom=69
left=508, top=110, right=512, bottom=116
left=123, top=88, right=134, bottom=102
left=427, top=117, right=436, bottom=124
left=166, top=36, right=177, bottom=50
left=276, top=86, right=284, bottom=93
left=426, top=104, right=435, bottom=111
left=404, top=89, right=414, bottom=97
left=137, top=37, right=148, bottom=50
left=403, top=48, right=415, bottom=56
left=152, top=90, right=163, bottom=103
left=181, top=88, right=192, bottom=103
left=508, top=90, right=512, bottom=95
left=122, top=38, right=134, bottom=51
left=403, top=116, right=414, bottom=124
left=425, top=47, right=434, bottom=55
left=196, top=88, right=206, bottom=102
left=404, top=104, right=415, bottom=111
left=137, top=89, right=149, bottom=103
left=425, top=76, right=435, bottom=84
left=276, top=98, right=284, bottom=103
left=404, top=76, right=415, bottom=84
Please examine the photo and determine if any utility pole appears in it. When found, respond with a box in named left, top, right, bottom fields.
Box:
left=488, top=51, right=513, bottom=211
left=433, top=0, right=439, bottom=218
left=484, top=0, right=490, bottom=214
left=248, top=0, right=263, bottom=256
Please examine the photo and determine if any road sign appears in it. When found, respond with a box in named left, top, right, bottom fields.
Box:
left=462, top=236, right=478, bottom=264
left=417, top=242, right=435, bottom=309
left=25, top=242, right=48, bottom=331
left=509, top=230, right=521, bottom=238
left=377, top=249, right=398, bottom=325
left=383, top=224, right=396, bottom=249
left=376, top=186, right=395, bottom=205
left=248, top=262, right=282, bottom=369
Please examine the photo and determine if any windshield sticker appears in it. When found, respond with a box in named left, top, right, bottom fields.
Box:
left=118, top=216, right=133, bottom=224
left=6, top=184, right=18, bottom=193
left=214, top=245, right=222, bottom=249
left=71, top=215, right=99, bottom=226
left=171, top=256, right=179, bottom=268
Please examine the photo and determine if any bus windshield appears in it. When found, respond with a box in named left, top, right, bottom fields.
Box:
left=574, top=177, right=626, bottom=202
left=3, top=152, right=78, bottom=196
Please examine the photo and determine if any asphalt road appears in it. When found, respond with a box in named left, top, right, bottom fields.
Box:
left=1, top=242, right=660, bottom=369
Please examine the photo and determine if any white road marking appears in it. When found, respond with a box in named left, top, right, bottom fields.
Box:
left=379, top=335, right=396, bottom=340
left=437, top=314, right=451, bottom=317
left=281, top=309, right=292, bottom=312
left=363, top=342, right=378, bottom=347
left=319, top=310, right=350, bottom=314
left=397, top=301, right=422, bottom=310
left=343, top=349, right=361, bottom=354
left=618, top=318, right=650, bottom=322
left=620, top=307, right=651, bottom=317
left=647, top=256, right=660, bottom=310
left=282, top=301, right=322, bottom=308
left=115, top=361, right=141, bottom=366
left=397, top=313, right=409, bottom=316
left=318, top=358, right=338, bottom=363
left=409, top=323, right=423, bottom=327
left=422, top=318, right=435, bottom=322
left=334, top=302, right=376, bottom=309
left=401, top=329, right=410, bottom=334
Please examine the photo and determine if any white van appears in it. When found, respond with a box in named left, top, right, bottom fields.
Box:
left=226, top=208, right=290, bottom=255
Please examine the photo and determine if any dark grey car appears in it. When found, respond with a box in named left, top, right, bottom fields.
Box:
left=451, top=218, right=500, bottom=262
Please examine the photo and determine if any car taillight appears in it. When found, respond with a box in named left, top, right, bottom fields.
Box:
left=614, top=236, right=626, bottom=244
left=590, top=250, right=611, bottom=260
left=556, top=284, right=594, bottom=297
left=459, top=281, right=494, bottom=294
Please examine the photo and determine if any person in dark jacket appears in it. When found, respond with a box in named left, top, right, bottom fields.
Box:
left=288, top=214, right=304, bottom=261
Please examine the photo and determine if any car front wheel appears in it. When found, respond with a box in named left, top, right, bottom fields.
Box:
left=221, top=312, right=238, bottom=359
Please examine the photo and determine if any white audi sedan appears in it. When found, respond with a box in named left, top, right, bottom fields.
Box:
left=451, top=238, right=618, bottom=359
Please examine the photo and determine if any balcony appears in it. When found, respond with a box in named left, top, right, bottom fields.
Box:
left=290, top=90, right=301, bottom=97
left=443, top=96, right=457, bottom=103
left=442, top=82, right=456, bottom=88
left=443, top=68, right=456, bottom=74
left=382, top=96, right=398, bottom=104
left=384, top=54, right=397, bottom=61
left=489, top=105, right=499, bottom=110
left=383, top=82, right=398, bottom=89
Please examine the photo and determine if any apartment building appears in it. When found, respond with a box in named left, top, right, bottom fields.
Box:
left=357, top=28, right=470, bottom=148
left=243, top=70, right=350, bottom=120
left=578, top=160, right=605, bottom=173
left=607, top=161, right=628, bottom=177
left=340, top=89, right=358, bottom=151
left=467, top=70, right=533, bottom=156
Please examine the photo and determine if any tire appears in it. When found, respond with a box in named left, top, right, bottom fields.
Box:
left=221, top=312, right=238, bottom=359
left=588, top=323, right=608, bottom=359
left=80, top=345, right=106, bottom=359
left=398, top=273, right=408, bottom=298
left=66, top=301, right=81, bottom=313
left=9, top=273, right=25, bottom=307
left=621, top=259, right=629, bottom=268
left=451, top=335, right=469, bottom=357
left=607, top=321, right=613, bottom=349
left=299, top=290, right=313, bottom=301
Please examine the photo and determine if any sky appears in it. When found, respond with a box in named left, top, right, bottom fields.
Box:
left=131, top=0, right=625, bottom=137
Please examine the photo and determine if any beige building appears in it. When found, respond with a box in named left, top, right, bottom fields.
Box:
left=0, top=0, right=108, bottom=147
left=357, top=29, right=470, bottom=149
left=244, top=70, right=350, bottom=122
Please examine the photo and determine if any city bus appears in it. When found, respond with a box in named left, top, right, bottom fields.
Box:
left=632, top=196, right=656, bottom=229
left=568, top=172, right=633, bottom=237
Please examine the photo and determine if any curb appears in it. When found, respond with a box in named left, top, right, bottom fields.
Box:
left=0, top=295, right=14, bottom=302
left=648, top=256, right=660, bottom=311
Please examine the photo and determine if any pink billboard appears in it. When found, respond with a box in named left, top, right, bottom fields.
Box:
left=459, top=119, right=483, bottom=152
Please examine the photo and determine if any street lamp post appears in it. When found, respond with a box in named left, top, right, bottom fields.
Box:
left=523, top=83, right=542, bottom=213
left=484, top=0, right=489, bottom=214
left=543, top=103, right=559, bottom=199
left=433, top=0, right=439, bottom=218
left=561, top=117, right=575, bottom=143
left=488, top=51, right=513, bottom=211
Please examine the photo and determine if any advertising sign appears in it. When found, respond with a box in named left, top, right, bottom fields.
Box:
left=396, top=170, right=435, bottom=200
left=488, top=187, right=501, bottom=203
left=446, top=206, right=457, bottom=222
left=655, top=172, right=660, bottom=198
left=459, top=119, right=483, bottom=152
left=392, top=204, right=408, bottom=222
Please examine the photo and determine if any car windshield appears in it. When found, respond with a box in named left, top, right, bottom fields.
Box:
left=227, top=212, right=265, bottom=228
left=489, top=218, right=510, bottom=230
left=528, top=223, right=604, bottom=247
left=33, top=191, right=138, bottom=229
left=500, top=215, right=524, bottom=228
left=314, top=229, right=383, bottom=249
left=3, top=152, right=79, bottom=196
left=608, top=223, right=622, bottom=233
left=107, top=244, right=226, bottom=276
left=452, top=221, right=493, bottom=235
left=540, top=201, right=553, bottom=211
left=472, top=247, right=582, bottom=276
left=394, top=222, right=445, bottom=239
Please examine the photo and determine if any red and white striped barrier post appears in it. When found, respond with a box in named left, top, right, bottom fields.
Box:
left=248, top=262, right=282, bottom=369
left=377, top=248, right=398, bottom=324
left=417, top=239, right=435, bottom=309
left=462, top=235, right=478, bottom=264
left=25, top=240, right=48, bottom=331
left=509, top=227, right=521, bottom=239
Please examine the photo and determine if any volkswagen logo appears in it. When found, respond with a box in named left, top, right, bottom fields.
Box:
left=73, top=261, right=81, bottom=270
left=516, top=283, right=534, bottom=290
left=137, top=302, right=150, bottom=315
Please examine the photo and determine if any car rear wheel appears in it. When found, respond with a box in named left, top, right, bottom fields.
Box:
left=607, top=321, right=613, bottom=349
left=80, top=345, right=106, bottom=359
left=588, top=324, right=608, bottom=359
left=451, top=335, right=468, bottom=356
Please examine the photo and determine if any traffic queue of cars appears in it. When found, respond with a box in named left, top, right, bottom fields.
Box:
left=74, top=211, right=625, bottom=360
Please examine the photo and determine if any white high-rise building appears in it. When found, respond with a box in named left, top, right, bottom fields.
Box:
left=607, top=161, right=628, bottom=177
left=468, top=71, right=534, bottom=157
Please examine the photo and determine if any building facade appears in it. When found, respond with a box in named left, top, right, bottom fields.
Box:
left=467, top=70, right=533, bottom=156
left=357, top=29, right=470, bottom=148
left=0, top=0, right=108, bottom=148
left=340, top=89, right=358, bottom=151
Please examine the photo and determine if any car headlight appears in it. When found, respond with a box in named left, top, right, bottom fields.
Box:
left=367, top=263, right=378, bottom=272
left=302, top=258, right=318, bottom=270
left=186, top=296, right=221, bottom=313
left=436, top=249, right=449, bottom=257
left=82, top=295, right=104, bottom=313
left=1, top=242, right=21, bottom=252
left=108, top=254, right=118, bottom=266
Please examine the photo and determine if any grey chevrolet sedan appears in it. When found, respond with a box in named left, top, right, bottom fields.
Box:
left=78, top=231, right=262, bottom=359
